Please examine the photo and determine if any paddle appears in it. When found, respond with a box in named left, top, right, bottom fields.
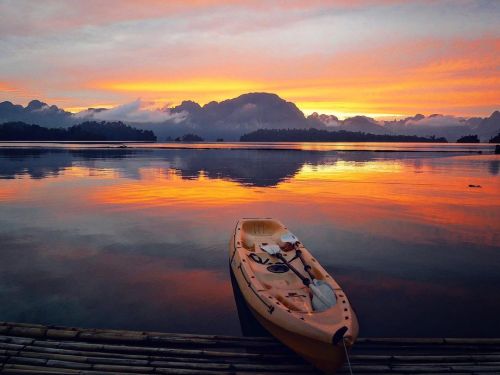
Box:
left=280, top=233, right=337, bottom=312
left=260, top=242, right=337, bottom=312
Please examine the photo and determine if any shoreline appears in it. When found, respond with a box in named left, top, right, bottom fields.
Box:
left=0, top=141, right=497, bottom=154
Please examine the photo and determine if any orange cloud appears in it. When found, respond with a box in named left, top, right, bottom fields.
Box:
left=99, top=78, right=265, bottom=95
left=79, top=35, right=499, bottom=118
left=0, top=82, right=17, bottom=93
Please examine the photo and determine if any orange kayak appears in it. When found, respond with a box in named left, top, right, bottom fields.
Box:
left=229, top=218, right=359, bottom=374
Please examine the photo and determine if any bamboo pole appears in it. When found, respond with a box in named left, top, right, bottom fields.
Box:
left=2, top=321, right=500, bottom=374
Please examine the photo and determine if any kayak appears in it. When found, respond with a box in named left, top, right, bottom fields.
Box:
left=229, top=218, right=359, bottom=374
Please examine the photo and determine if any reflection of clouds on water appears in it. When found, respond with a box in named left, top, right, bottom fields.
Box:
left=0, top=148, right=337, bottom=185
left=0, top=226, right=236, bottom=333
left=0, top=148, right=486, bottom=186
left=489, top=160, right=499, bottom=176
left=0, top=149, right=142, bottom=180
left=0, top=147, right=499, bottom=336
left=0, top=149, right=72, bottom=179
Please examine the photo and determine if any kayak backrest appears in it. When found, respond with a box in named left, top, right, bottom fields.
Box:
left=242, top=219, right=282, bottom=235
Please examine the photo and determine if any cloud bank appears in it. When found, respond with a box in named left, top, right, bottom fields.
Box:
left=405, top=115, right=468, bottom=128
left=76, top=99, right=187, bottom=124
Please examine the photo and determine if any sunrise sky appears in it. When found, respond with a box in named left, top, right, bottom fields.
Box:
left=0, top=0, right=499, bottom=119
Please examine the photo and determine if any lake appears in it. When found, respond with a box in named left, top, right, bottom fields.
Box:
left=0, top=142, right=499, bottom=337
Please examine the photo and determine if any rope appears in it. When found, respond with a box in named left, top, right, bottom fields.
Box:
left=342, top=338, right=354, bottom=375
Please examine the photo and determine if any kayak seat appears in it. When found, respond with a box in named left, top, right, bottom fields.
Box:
left=242, top=234, right=276, bottom=251
left=241, top=219, right=290, bottom=251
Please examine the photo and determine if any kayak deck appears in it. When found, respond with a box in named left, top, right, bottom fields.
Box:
left=237, top=218, right=339, bottom=314
left=230, top=218, right=359, bottom=373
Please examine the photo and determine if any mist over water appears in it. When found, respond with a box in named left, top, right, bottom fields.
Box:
left=0, top=143, right=499, bottom=337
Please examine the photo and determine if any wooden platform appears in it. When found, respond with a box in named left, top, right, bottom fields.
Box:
left=1, top=322, right=500, bottom=374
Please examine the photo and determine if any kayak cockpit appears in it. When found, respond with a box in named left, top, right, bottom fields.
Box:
left=245, top=250, right=314, bottom=312
left=238, top=220, right=338, bottom=314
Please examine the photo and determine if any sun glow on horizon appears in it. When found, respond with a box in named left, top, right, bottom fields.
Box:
left=64, top=104, right=116, bottom=113
left=98, top=79, right=265, bottom=94
left=301, top=109, right=409, bottom=120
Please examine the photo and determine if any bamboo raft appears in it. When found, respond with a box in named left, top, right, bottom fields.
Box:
left=1, top=322, right=500, bottom=374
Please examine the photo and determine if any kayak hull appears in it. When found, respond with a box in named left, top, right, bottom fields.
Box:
left=247, top=300, right=349, bottom=374
left=229, top=218, right=359, bottom=374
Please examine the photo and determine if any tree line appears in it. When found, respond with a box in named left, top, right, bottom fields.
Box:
left=240, top=128, right=448, bottom=142
left=0, top=121, right=156, bottom=141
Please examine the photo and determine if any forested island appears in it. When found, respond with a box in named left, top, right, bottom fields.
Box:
left=456, top=135, right=480, bottom=143
left=488, top=132, right=500, bottom=143
left=174, top=133, right=204, bottom=142
left=240, top=128, right=448, bottom=143
left=0, top=121, right=156, bottom=141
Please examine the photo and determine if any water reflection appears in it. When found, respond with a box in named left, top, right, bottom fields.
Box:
left=490, top=160, right=499, bottom=176
left=1, top=147, right=495, bottom=185
left=0, top=147, right=498, bottom=337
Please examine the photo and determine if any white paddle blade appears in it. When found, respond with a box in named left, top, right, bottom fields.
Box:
left=260, top=244, right=281, bottom=255
left=310, top=280, right=337, bottom=312
left=281, top=232, right=299, bottom=246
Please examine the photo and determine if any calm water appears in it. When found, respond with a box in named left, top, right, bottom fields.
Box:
left=0, top=141, right=496, bottom=152
left=0, top=143, right=499, bottom=337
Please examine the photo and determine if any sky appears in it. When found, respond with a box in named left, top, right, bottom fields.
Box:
left=0, top=0, right=499, bottom=119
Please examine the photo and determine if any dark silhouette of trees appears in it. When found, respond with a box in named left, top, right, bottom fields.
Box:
left=240, top=128, right=448, bottom=143
left=0, top=122, right=67, bottom=140
left=456, top=134, right=480, bottom=143
left=70, top=121, right=156, bottom=141
left=174, top=134, right=204, bottom=142
left=0, top=121, right=156, bottom=141
left=489, top=132, right=500, bottom=144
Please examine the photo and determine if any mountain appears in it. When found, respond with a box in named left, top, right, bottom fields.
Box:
left=307, top=113, right=340, bottom=128
left=144, top=92, right=309, bottom=140
left=306, top=113, right=388, bottom=134
left=0, top=100, right=74, bottom=127
left=382, top=112, right=500, bottom=142
left=1, top=95, right=498, bottom=141
left=474, top=111, right=500, bottom=139
left=340, top=116, right=387, bottom=134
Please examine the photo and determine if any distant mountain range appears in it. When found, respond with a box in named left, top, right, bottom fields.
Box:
left=1, top=93, right=499, bottom=141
